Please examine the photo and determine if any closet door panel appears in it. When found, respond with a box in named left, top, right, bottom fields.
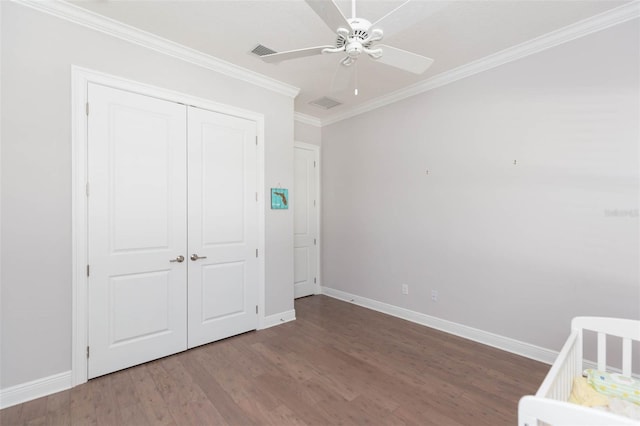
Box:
left=87, top=83, right=188, bottom=379
left=293, top=144, right=319, bottom=298
left=187, top=106, right=259, bottom=348
left=200, top=124, right=245, bottom=245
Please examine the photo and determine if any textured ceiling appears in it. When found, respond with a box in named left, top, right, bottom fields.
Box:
left=70, top=0, right=630, bottom=120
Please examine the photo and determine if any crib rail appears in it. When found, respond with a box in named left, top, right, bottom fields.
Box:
left=536, top=329, right=580, bottom=401
left=572, top=317, right=640, bottom=377
left=518, top=317, right=640, bottom=426
left=518, top=396, right=639, bottom=426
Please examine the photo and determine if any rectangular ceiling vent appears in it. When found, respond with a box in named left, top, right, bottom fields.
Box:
left=251, top=44, right=277, bottom=57
left=309, top=97, right=342, bottom=110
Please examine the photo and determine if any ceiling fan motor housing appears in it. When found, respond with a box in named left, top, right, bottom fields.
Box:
left=336, top=18, right=374, bottom=59
left=260, top=1, right=434, bottom=76
left=346, top=43, right=363, bottom=57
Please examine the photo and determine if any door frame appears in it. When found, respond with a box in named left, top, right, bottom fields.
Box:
left=71, top=66, right=266, bottom=386
left=293, top=141, right=321, bottom=295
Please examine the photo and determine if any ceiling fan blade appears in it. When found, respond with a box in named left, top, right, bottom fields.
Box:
left=331, top=62, right=354, bottom=93
left=305, top=0, right=351, bottom=33
left=373, top=45, right=434, bottom=74
left=261, top=45, right=335, bottom=63
left=371, top=1, right=448, bottom=39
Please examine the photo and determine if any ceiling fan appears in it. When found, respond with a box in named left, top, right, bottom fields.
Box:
left=260, top=0, right=437, bottom=92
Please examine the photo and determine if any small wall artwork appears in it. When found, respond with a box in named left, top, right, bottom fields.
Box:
left=271, top=188, right=289, bottom=209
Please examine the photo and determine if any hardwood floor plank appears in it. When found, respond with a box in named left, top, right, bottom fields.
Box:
left=179, top=355, right=254, bottom=426
left=1, top=403, right=23, bottom=425
left=149, top=356, right=228, bottom=426
left=252, top=374, right=334, bottom=426
left=106, top=369, right=140, bottom=411
left=160, top=353, right=234, bottom=424
left=117, top=403, right=151, bottom=426
left=24, top=416, right=46, bottom=426
left=92, top=375, right=124, bottom=426
left=1, top=295, right=548, bottom=425
left=236, top=398, right=308, bottom=426
left=128, top=365, right=176, bottom=426
left=45, top=390, right=71, bottom=426
left=18, top=396, right=47, bottom=424
left=69, top=380, right=97, bottom=426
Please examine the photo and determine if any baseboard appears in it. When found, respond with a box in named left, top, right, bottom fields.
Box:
left=260, top=309, right=296, bottom=330
left=0, top=311, right=294, bottom=409
left=0, top=371, right=72, bottom=409
left=321, top=286, right=557, bottom=365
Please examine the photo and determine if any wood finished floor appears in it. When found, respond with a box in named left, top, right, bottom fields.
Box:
left=1, top=295, right=549, bottom=426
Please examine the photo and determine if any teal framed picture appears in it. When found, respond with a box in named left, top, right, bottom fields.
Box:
left=271, top=188, right=288, bottom=209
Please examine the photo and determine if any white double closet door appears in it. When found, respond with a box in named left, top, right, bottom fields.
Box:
left=87, top=83, right=258, bottom=379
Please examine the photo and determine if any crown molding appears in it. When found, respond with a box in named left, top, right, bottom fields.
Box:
left=10, top=0, right=300, bottom=98
left=294, top=112, right=323, bottom=127
left=320, top=1, right=640, bottom=127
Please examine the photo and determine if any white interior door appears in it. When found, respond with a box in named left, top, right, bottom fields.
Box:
left=187, top=106, right=259, bottom=348
left=293, top=143, right=319, bottom=298
left=87, top=83, right=187, bottom=379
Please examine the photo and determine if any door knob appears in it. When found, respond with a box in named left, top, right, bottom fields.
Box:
left=190, top=254, right=207, bottom=261
left=170, top=255, right=185, bottom=263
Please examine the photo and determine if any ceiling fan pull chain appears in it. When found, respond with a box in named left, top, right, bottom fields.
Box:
left=354, top=61, right=359, bottom=96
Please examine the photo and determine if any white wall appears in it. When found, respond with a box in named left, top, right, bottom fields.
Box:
left=294, top=120, right=322, bottom=147
left=321, top=20, right=639, bottom=352
left=0, top=2, right=295, bottom=389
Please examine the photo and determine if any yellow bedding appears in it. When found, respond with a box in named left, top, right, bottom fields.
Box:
left=569, top=377, right=609, bottom=407
left=569, top=373, right=640, bottom=421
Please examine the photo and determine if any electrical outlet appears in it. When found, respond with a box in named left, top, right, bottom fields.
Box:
left=431, top=290, right=438, bottom=302
left=402, top=284, right=409, bottom=295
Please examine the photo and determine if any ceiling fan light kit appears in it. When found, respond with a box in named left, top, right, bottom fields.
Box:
left=260, top=0, right=434, bottom=95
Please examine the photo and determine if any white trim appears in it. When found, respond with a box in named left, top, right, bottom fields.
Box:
left=11, top=0, right=636, bottom=127
left=256, top=125, right=267, bottom=332
left=0, top=0, right=3, bottom=395
left=11, top=0, right=299, bottom=99
left=71, top=66, right=89, bottom=388
left=294, top=112, right=322, bottom=128
left=0, top=371, right=72, bottom=409
left=71, top=65, right=267, bottom=386
left=259, top=309, right=296, bottom=329
left=294, top=141, right=322, bottom=295
left=321, top=286, right=558, bottom=365
left=320, top=1, right=640, bottom=126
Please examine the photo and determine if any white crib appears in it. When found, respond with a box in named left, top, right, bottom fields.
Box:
left=518, top=317, right=640, bottom=426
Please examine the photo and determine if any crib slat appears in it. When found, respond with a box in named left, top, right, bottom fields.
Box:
left=622, top=337, right=632, bottom=377
left=597, top=332, right=606, bottom=371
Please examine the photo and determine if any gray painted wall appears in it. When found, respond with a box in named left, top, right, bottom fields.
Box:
left=294, top=120, right=322, bottom=147
left=1, top=2, right=294, bottom=389
left=321, top=20, right=639, bottom=352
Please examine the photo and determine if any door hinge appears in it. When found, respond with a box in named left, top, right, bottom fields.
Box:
left=86, top=346, right=90, bottom=358
left=255, top=136, right=258, bottom=146
left=86, top=265, right=90, bottom=277
left=256, top=305, right=258, bottom=314
left=314, top=238, right=316, bottom=245
left=256, top=192, right=258, bottom=202
left=314, top=277, right=317, bottom=284
left=86, top=182, right=90, bottom=197
left=86, top=102, right=89, bottom=116
left=314, top=200, right=316, bottom=207
left=314, top=161, right=316, bottom=168
left=256, top=248, right=258, bottom=258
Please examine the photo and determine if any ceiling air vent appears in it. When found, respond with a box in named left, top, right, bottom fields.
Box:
left=251, top=44, right=277, bottom=57
left=309, top=97, right=342, bottom=110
